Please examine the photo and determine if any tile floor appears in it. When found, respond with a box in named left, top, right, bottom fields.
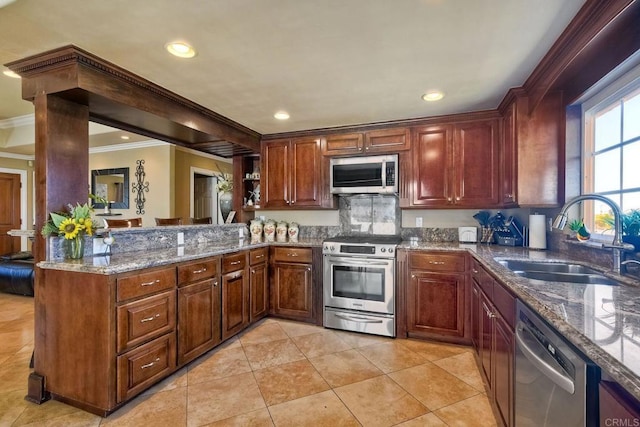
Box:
left=0, top=293, right=498, bottom=426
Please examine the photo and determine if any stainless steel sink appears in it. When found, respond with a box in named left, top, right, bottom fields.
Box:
left=497, top=259, right=619, bottom=286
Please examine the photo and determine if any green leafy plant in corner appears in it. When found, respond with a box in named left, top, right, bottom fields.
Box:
left=601, top=209, right=640, bottom=237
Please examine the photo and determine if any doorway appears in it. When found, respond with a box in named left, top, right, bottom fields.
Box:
left=0, top=170, right=25, bottom=255
left=190, top=167, right=220, bottom=224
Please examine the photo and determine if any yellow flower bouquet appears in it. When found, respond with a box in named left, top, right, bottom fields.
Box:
left=41, top=203, right=97, bottom=259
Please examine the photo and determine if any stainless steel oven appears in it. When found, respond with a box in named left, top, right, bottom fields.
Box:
left=323, top=235, right=400, bottom=337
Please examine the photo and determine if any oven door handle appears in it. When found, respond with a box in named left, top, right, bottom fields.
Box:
left=335, top=313, right=384, bottom=324
left=327, top=257, right=391, bottom=266
left=515, top=322, right=575, bottom=394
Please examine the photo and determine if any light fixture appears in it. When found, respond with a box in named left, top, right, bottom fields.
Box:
left=3, top=69, right=20, bottom=79
left=120, top=135, right=130, bottom=140
left=422, top=91, right=444, bottom=102
left=165, top=41, right=197, bottom=58
left=274, top=111, right=290, bottom=120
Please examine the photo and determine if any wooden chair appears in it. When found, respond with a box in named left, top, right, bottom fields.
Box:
left=190, top=217, right=212, bottom=224
left=155, top=217, right=183, bottom=226
left=103, top=218, right=143, bottom=228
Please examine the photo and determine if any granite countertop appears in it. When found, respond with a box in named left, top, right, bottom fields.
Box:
left=401, top=241, right=640, bottom=402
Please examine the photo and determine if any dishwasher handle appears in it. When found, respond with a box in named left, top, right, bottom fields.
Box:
left=515, top=322, right=575, bottom=395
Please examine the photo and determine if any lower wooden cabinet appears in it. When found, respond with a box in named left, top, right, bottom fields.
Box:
left=405, top=251, right=468, bottom=343
left=249, top=248, right=269, bottom=323
left=270, top=247, right=314, bottom=322
left=600, top=379, right=640, bottom=424
left=221, top=251, right=249, bottom=340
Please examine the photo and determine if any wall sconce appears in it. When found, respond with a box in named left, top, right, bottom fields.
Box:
left=132, top=159, right=149, bottom=215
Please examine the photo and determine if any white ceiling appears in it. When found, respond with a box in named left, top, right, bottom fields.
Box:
left=0, top=0, right=586, bottom=142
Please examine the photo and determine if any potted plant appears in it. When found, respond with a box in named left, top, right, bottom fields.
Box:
left=568, top=219, right=591, bottom=241
left=602, top=209, right=640, bottom=251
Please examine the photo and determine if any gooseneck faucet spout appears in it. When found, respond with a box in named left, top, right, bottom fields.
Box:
left=552, top=194, right=631, bottom=274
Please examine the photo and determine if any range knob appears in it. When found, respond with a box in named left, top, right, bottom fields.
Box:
left=330, top=245, right=336, bottom=251
left=323, top=245, right=328, bottom=251
left=381, top=247, right=386, bottom=253
left=388, top=247, right=394, bottom=253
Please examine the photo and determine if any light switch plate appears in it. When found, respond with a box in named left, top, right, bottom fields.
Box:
left=177, top=232, right=184, bottom=246
left=416, top=217, right=423, bottom=227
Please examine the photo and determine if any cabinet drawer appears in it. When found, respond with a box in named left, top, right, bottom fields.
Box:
left=222, top=252, right=247, bottom=274
left=471, top=259, right=494, bottom=297
left=116, top=290, right=176, bottom=353
left=272, top=247, right=312, bottom=263
left=117, top=267, right=176, bottom=302
left=178, top=258, right=219, bottom=285
left=493, top=282, right=515, bottom=329
left=249, top=247, right=268, bottom=265
left=409, top=252, right=466, bottom=272
left=116, top=332, right=176, bottom=403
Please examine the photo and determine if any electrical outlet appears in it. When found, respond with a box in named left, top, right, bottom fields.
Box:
left=177, top=232, right=184, bottom=246
left=416, top=217, right=423, bottom=227
left=239, top=228, right=244, bottom=238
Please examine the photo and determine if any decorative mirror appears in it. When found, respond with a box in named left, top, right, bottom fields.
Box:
left=91, top=167, right=130, bottom=209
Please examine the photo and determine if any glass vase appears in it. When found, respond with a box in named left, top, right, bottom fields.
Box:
left=66, top=236, right=85, bottom=260
left=219, top=193, right=233, bottom=223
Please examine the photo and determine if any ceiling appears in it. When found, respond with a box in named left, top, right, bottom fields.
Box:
left=0, top=0, right=586, bottom=154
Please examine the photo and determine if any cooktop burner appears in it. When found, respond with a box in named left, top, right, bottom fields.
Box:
left=324, top=234, right=402, bottom=245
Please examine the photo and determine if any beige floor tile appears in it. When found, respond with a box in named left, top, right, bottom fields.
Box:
left=17, top=409, right=102, bottom=426
left=356, top=341, right=426, bottom=373
left=187, top=372, right=265, bottom=426
left=141, top=367, right=188, bottom=396
left=239, top=322, right=289, bottom=346
left=0, top=350, right=33, bottom=393
left=243, top=338, right=306, bottom=370
left=334, top=375, right=428, bottom=427
left=102, top=387, right=187, bottom=426
left=276, top=320, right=325, bottom=338
left=433, top=351, right=486, bottom=392
left=188, top=345, right=252, bottom=384
left=0, top=389, right=29, bottom=426
left=309, top=349, right=383, bottom=388
left=332, top=330, right=393, bottom=348
left=434, top=394, right=497, bottom=427
left=253, top=359, right=330, bottom=406
left=389, top=363, right=479, bottom=411
left=397, top=338, right=469, bottom=361
left=290, top=331, right=352, bottom=358
left=202, top=408, right=274, bottom=427
left=395, top=412, right=448, bottom=426
left=268, top=390, right=360, bottom=427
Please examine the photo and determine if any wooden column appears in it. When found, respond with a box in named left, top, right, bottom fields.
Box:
left=29, top=92, right=89, bottom=403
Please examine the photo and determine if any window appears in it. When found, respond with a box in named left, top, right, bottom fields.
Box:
left=583, top=81, right=640, bottom=235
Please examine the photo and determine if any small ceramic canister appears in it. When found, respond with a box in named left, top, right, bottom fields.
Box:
left=276, top=221, right=288, bottom=242
left=249, top=219, right=263, bottom=243
left=288, top=222, right=299, bottom=242
left=263, top=220, right=276, bottom=242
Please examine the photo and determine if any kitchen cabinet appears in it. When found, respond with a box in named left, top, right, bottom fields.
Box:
left=411, top=119, right=501, bottom=208
left=221, top=251, right=249, bottom=340
left=270, top=246, right=314, bottom=323
left=322, top=127, right=411, bottom=156
left=406, top=251, right=468, bottom=344
left=249, top=247, right=269, bottom=323
left=262, top=136, right=330, bottom=209
left=599, top=379, right=640, bottom=424
left=232, top=154, right=259, bottom=223
left=471, top=260, right=515, bottom=427
left=176, top=257, right=221, bottom=366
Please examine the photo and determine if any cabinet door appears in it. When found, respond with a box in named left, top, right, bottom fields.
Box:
left=411, top=126, right=452, bottom=206
left=471, top=281, right=481, bottom=355
left=262, top=139, right=290, bottom=208
left=290, top=137, right=322, bottom=207
left=177, top=278, right=221, bottom=366
left=322, top=133, right=363, bottom=156
left=453, top=120, right=500, bottom=207
left=221, top=269, right=249, bottom=340
left=271, top=262, right=313, bottom=321
left=502, top=102, right=518, bottom=206
left=479, top=292, right=494, bottom=388
left=407, top=271, right=465, bottom=339
left=493, top=314, right=514, bottom=427
left=250, top=262, right=269, bottom=323
left=364, top=127, right=411, bottom=153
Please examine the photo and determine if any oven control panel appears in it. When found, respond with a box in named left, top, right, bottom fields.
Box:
left=323, top=243, right=396, bottom=258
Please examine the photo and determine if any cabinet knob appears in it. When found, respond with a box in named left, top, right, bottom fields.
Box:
left=411, top=274, right=416, bottom=279
left=291, top=200, right=295, bottom=204
left=358, top=147, right=363, bottom=151
left=365, top=146, right=369, bottom=151
left=472, top=269, right=479, bottom=274
left=455, top=196, right=460, bottom=201
left=447, top=197, right=452, bottom=202
left=307, top=267, right=311, bottom=271
left=213, top=280, right=218, bottom=287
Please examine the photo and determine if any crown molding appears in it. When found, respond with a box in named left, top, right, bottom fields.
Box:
left=88, top=139, right=169, bottom=154
left=0, top=114, right=35, bottom=129
left=0, top=151, right=34, bottom=160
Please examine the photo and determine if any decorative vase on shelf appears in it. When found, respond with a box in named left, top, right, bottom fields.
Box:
left=219, top=193, right=233, bottom=223
left=65, top=236, right=85, bottom=260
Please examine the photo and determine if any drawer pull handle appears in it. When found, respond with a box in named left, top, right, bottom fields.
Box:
left=255, top=254, right=264, bottom=259
left=429, top=261, right=445, bottom=265
left=140, top=314, right=160, bottom=323
left=193, top=267, right=207, bottom=274
left=141, top=279, right=160, bottom=287
left=230, top=261, right=241, bottom=265
left=141, top=358, right=160, bottom=369
left=472, top=269, right=479, bottom=274
left=287, top=253, right=298, bottom=257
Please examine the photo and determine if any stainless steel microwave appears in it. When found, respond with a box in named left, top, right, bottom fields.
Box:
left=330, top=154, right=398, bottom=194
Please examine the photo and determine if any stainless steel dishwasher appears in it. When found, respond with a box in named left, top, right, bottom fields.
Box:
left=515, top=300, right=599, bottom=427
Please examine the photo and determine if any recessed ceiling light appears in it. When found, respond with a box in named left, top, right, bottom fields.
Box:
left=274, top=111, right=290, bottom=120
left=422, top=91, right=444, bottom=102
left=3, top=69, right=20, bottom=78
left=120, top=135, right=130, bottom=140
left=165, top=41, right=197, bottom=58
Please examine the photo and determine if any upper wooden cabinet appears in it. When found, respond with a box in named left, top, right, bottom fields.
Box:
left=322, top=127, right=411, bottom=156
left=411, top=119, right=500, bottom=208
left=262, top=136, right=330, bottom=209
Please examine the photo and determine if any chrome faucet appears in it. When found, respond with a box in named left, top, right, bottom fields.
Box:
left=552, top=194, right=632, bottom=274
left=621, top=259, right=640, bottom=268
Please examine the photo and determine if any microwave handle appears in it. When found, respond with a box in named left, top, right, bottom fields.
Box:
left=381, top=160, right=386, bottom=189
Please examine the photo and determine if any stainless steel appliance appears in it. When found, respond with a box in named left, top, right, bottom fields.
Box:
left=323, top=234, right=401, bottom=337
left=515, top=300, right=598, bottom=427
left=330, top=154, right=398, bottom=195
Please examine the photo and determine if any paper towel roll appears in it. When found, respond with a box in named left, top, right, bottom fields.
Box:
left=529, top=214, right=547, bottom=249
